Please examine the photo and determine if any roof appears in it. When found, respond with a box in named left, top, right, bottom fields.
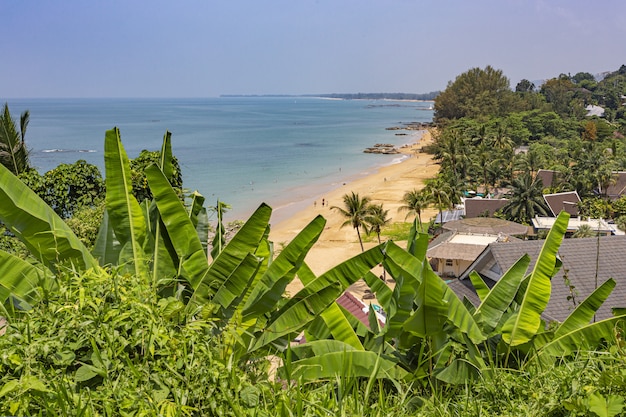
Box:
left=532, top=216, right=613, bottom=234
left=586, top=104, right=605, bottom=117
left=605, top=171, right=626, bottom=200
left=464, top=198, right=509, bottom=218
left=543, top=191, right=581, bottom=217
left=443, top=217, right=529, bottom=236
left=427, top=230, right=502, bottom=262
left=536, top=169, right=559, bottom=188
left=458, top=236, right=626, bottom=322
left=434, top=209, right=464, bottom=224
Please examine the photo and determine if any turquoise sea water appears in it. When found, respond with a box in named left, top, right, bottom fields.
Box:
left=6, top=97, right=433, bottom=222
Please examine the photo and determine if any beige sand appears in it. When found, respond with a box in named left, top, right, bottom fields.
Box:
left=269, top=130, right=440, bottom=301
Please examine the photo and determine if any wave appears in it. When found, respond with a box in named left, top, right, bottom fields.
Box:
left=41, top=149, right=97, bottom=153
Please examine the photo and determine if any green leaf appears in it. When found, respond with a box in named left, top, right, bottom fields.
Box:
left=212, top=253, right=261, bottom=310
left=404, top=265, right=485, bottom=344
left=0, top=380, right=19, bottom=399
left=538, top=314, right=626, bottom=357
left=472, top=255, right=530, bottom=333
left=0, top=251, right=48, bottom=311
left=555, top=279, right=616, bottom=339
left=436, top=359, right=481, bottom=384
left=0, top=163, right=96, bottom=271
left=502, top=211, right=568, bottom=346
left=468, top=271, right=490, bottom=302
left=242, top=215, right=325, bottom=319
left=92, top=209, right=121, bottom=266
left=320, top=302, right=364, bottom=350
left=159, top=130, right=174, bottom=180
left=104, top=127, right=147, bottom=276
left=192, top=203, right=272, bottom=307
left=588, top=392, right=624, bottom=417
left=146, top=164, right=208, bottom=287
left=288, top=348, right=405, bottom=381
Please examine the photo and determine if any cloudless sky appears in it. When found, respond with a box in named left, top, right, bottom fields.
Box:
left=1, top=0, right=624, bottom=98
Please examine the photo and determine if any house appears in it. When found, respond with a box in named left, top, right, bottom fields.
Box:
left=585, top=104, right=605, bottom=117
left=532, top=216, right=614, bottom=236
left=543, top=191, right=581, bottom=217
left=457, top=236, right=626, bottom=322
left=536, top=169, right=560, bottom=189
left=605, top=171, right=626, bottom=200
left=464, top=198, right=509, bottom=218
left=427, top=218, right=528, bottom=278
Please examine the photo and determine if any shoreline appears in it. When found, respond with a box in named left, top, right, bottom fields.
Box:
left=269, top=129, right=440, bottom=299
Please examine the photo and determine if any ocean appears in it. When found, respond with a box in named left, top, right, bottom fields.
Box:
left=5, top=97, right=433, bottom=223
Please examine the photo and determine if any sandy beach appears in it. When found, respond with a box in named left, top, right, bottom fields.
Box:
left=269, top=130, right=440, bottom=300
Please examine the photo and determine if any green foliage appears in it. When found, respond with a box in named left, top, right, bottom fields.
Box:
left=42, top=160, right=105, bottom=219
left=434, top=65, right=526, bottom=123
left=0, top=268, right=272, bottom=415
left=0, top=103, right=30, bottom=175
left=130, top=143, right=183, bottom=202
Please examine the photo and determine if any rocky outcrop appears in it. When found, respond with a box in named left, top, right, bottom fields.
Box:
left=363, top=144, right=400, bottom=154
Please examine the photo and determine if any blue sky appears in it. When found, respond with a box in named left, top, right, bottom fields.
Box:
left=1, top=0, right=624, bottom=98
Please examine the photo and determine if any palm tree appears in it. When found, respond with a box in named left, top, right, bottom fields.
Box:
left=364, top=203, right=390, bottom=244
left=572, top=224, right=596, bottom=238
left=331, top=192, right=372, bottom=251
left=424, top=177, right=453, bottom=227
left=398, top=189, right=432, bottom=231
left=0, top=103, right=30, bottom=175
left=501, top=173, right=550, bottom=224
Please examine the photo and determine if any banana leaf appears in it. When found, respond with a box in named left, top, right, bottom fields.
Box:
left=501, top=211, right=568, bottom=346
left=404, top=264, right=485, bottom=344
left=320, top=302, right=364, bottom=350
left=287, top=348, right=406, bottom=381
left=472, top=255, right=530, bottom=333
left=363, top=271, right=393, bottom=308
left=104, top=127, right=147, bottom=276
left=159, top=130, right=174, bottom=180
left=297, top=262, right=317, bottom=287
left=538, top=314, right=626, bottom=357
left=193, top=203, right=272, bottom=306
left=250, top=283, right=342, bottom=352
left=0, top=251, right=49, bottom=312
left=210, top=200, right=229, bottom=260
left=0, top=163, right=96, bottom=271
left=242, top=215, right=325, bottom=319
left=554, top=278, right=616, bottom=339
left=92, top=209, right=122, bottom=266
left=145, top=165, right=208, bottom=288
left=212, top=253, right=262, bottom=310
left=468, top=271, right=490, bottom=302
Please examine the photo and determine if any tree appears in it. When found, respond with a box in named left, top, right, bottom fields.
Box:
left=501, top=173, right=550, bottom=224
left=0, top=103, right=30, bottom=175
left=424, top=178, right=453, bottom=226
left=331, top=192, right=372, bottom=251
left=398, top=189, right=432, bottom=230
left=130, top=147, right=183, bottom=202
left=364, top=203, right=390, bottom=244
left=515, top=79, right=536, bottom=93
left=434, top=66, right=522, bottom=123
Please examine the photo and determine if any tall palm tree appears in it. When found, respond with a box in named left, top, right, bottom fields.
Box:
left=424, top=178, right=453, bottom=227
left=398, top=189, right=432, bottom=231
left=501, top=173, right=550, bottom=224
left=0, top=103, right=30, bottom=175
left=364, top=203, right=390, bottom=244
left=331, top=192, right=372, bottom=251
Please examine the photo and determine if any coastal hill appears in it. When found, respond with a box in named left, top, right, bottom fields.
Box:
left=220, top=92, right=440, bottom=100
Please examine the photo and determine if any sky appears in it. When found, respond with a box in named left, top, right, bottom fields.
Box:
left=1, top=0, right=625, bottom=98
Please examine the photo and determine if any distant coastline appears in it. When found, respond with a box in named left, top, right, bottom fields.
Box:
left=220, top=92, right=440, bottom=101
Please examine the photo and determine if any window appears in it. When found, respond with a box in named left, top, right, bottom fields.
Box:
left=445, top=259, right=453, bottom=267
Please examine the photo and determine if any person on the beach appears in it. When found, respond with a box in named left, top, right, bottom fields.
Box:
left=322, top=198, right=325, bottom=207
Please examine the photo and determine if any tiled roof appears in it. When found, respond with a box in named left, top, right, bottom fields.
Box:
left=606, top=171, right=626, bottom=200
left=443, top=217, right=529, bottom=236
left=543, top=191, right=581, bottom=217
left=461, top=236, right=626, bottom=322
left=536, top=169, right=560, bottom=188
left=336, top=291, right=372, bottom=327
left=464, top=198, right=509, bottom=218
